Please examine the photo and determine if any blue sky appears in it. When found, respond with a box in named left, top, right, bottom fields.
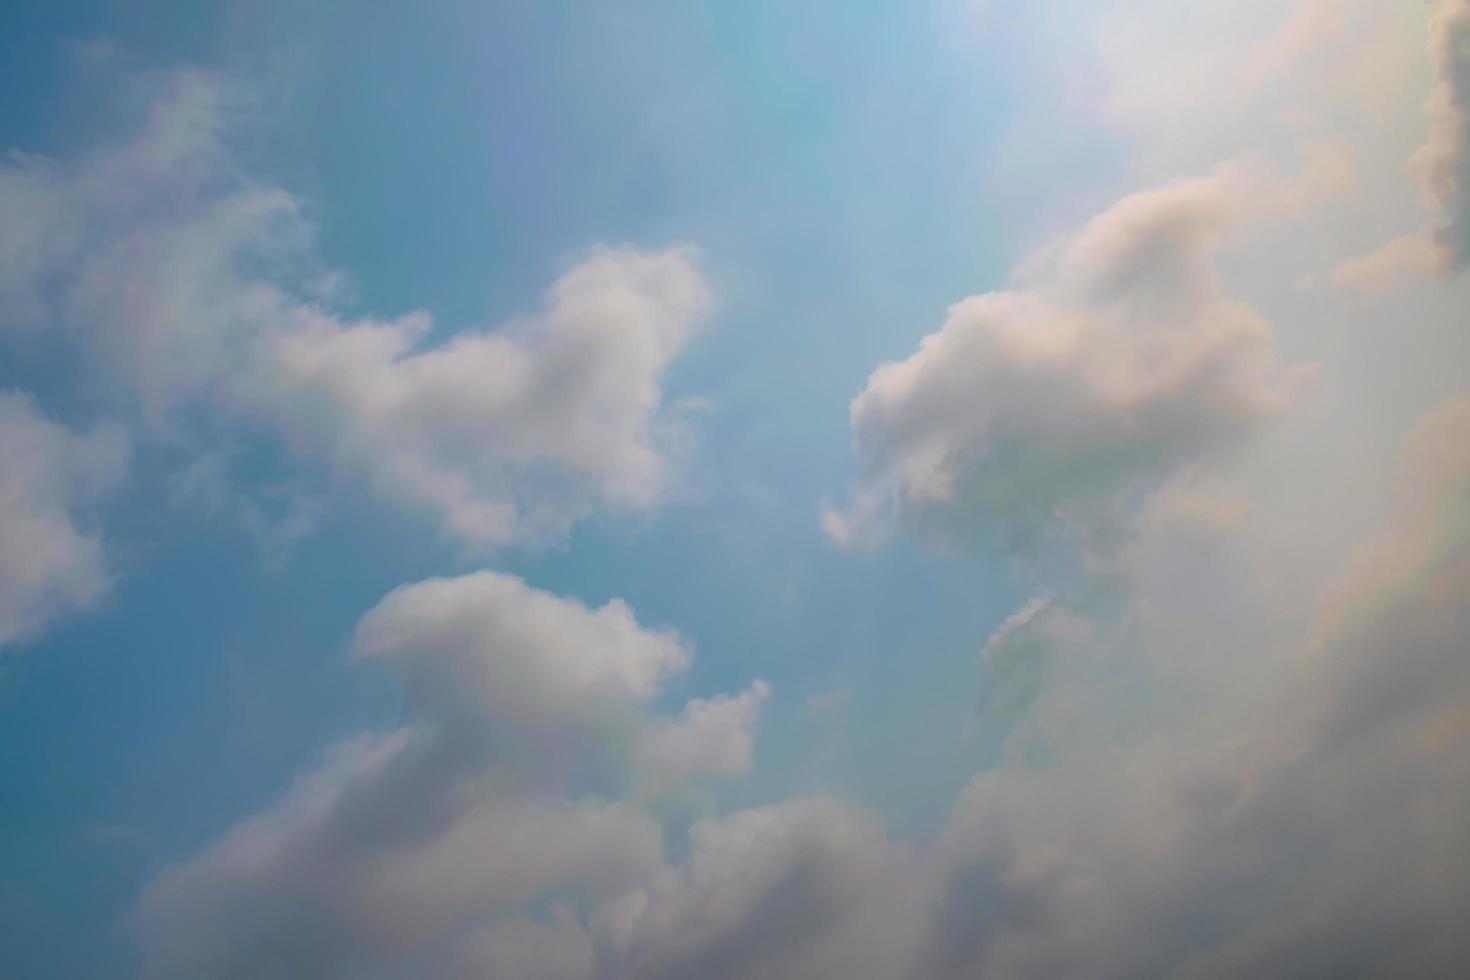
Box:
left=3, top=2, right=1470, bottom=978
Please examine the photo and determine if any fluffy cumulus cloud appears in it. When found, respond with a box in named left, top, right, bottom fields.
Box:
left=635, top=679, right=770, bottom=791
left=133, top=572, right=779, bottom=979
left=826, top=165, right=1303, bottom=552
left=256, top=246, right=710, bottom=545
left=607, top=799, right=904, bottom=980
left=0, top=71, right=710, bottom=547
left=0, top=392, right=127, bottom=648
left=352, top=571, right=700, bottom=760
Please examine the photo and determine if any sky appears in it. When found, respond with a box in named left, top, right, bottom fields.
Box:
left=1, top=1, right=1468, bottom=977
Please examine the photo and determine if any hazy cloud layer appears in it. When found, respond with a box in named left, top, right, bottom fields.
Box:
left=1333, top=232, right=1444, bottom=291
left=920, top=392, right=1470, bottom=978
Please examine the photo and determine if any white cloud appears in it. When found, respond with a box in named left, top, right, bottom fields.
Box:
left=637, top=679, right=770, bottom=789
left=1087, top=0, right=1421, bottom=176
left=0, top=70, right=711, bottom=548
left=1333, top=232, right=1443, bottom=291
left=0, top=392, right=127, bottom=647
left=922, top=391, right=1470, bottom=978
left=136, top=717, right=668, bottom=978
left=804, top=8, right=1470, bottom=973
left=113, top=5, right=1470, bottom=976
left=978, top=594, right=1050, bottom=663
left=542, top=385, right=1470, bottom=978
left=827, top=165, right=1304, bottom=552
left=1342, top=0, right=1470, bottom=282
left=0, top=71, right=280, bottom=399
left=256, top=245, right=711, bottom=546
left=134, top=573, right=778, bottom=978
left=353, top=570, right=691, bottom=735
left=607, top=799, right=901, bottom=980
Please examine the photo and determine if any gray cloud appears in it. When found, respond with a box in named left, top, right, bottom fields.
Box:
left=1416, top=0, right=1470, bottom=271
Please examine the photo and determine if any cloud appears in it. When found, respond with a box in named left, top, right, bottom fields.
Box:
left=98, top=8, right=1470, bottom=977
left=1333, top=232, right=1443, bottom=291
left=1077, top=0, right=1391, bottom=173
left=1353, top=0, right=1470, bottom=281
left=255, top=245, right=711, bottom=546
left=1312, top=393, right=1470, bottom=645
left=168, top=451, right=324, bottom=568
left=0, top=71, right=281, bottom=400
left=1414, top=0, right=1470, bottom=271
left=0, top=151, right=78, bottom=332
left=145, top=387, right=1470, bottom=978
left=354, top=571, right=689, bottom=732
left=920, top=392, right=1470, bottom=978
left=0, top=72, right=233, bottom=334
left=0, top=70, right=711, bottom=548
left=452, top=907, right=598, bottom=980
left=0, top=391, right=127, bottom=648
left=978, top=594, right=1050, bottom=663
left=826, top=165, right=1304, bottom=553
left=136, top=723, right=665, bottom=979
left=608, top=799, right=899, bottom=980
left=133, top=572, right=775, bottom=979
left=636, top=680, right=770, bottom=790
